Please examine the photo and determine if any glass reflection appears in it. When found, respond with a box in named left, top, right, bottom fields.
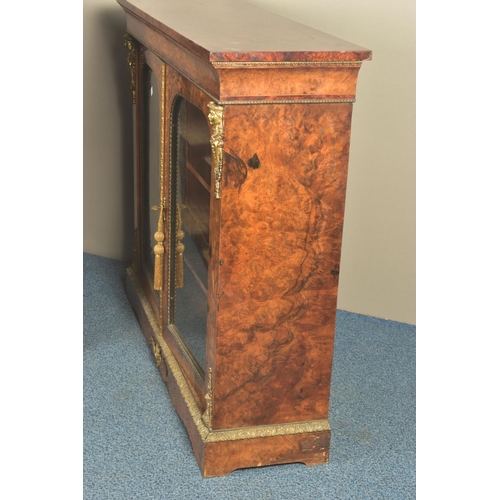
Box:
left=140, top=64, right=160, bottom=301
left=148, top=71, right=160, bottom=272
left=171, top=98, right=211, bottom=372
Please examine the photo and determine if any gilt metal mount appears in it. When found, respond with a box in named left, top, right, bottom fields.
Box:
left=207, top=102, right=224, bottom=199
left=123, top=34, right=137, bottom=104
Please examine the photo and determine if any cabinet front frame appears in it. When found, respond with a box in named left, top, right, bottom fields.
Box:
left=133, top=41, right=220, bottom=415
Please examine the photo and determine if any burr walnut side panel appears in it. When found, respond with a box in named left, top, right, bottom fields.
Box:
left=213, top=103, right=353, bottom=429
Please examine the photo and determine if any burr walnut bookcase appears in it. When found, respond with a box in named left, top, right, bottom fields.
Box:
left=117, top=0, right=371, bottom=477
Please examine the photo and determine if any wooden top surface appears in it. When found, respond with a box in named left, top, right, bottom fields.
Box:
left=117, top=0, right=371, bottom=62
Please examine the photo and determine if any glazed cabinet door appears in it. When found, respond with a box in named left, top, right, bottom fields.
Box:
left=161, top=63, right=222, bottom=408
left=135, top=48, right=166, bottom=322
left=167, top=97, right=212, bottom=377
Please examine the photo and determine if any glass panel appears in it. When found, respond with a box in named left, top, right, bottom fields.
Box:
left=148, top=74, right=160, bottom=270
left=171, top=98, right=211, bottom=372
left=140, top=65, right=160, bottom=303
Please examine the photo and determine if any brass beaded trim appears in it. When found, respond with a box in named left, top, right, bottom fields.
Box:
left=127, top=267, right=331, bottom=443
left=156, top=64, right=166, bottom=323
left=223, top=98, right=355, bottom=105
left=212, top=61, right=362, bottom=68
left=167, top=95, right=176, bottom=325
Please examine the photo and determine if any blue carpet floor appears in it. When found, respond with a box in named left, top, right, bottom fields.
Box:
left=83, top=252, right=415, bottom=499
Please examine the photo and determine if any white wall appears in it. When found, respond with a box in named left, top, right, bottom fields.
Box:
left=83, top=0, right=134, bottom=261
left=83, top=0, right=415, bottom=324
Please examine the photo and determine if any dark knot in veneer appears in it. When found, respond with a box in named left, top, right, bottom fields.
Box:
left=247, top=153, right=260, bottom=169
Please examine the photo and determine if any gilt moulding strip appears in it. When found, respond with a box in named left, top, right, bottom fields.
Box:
left=212, top=61, right=362, bottom=68
left=222, top=98, right=355, bottom=105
